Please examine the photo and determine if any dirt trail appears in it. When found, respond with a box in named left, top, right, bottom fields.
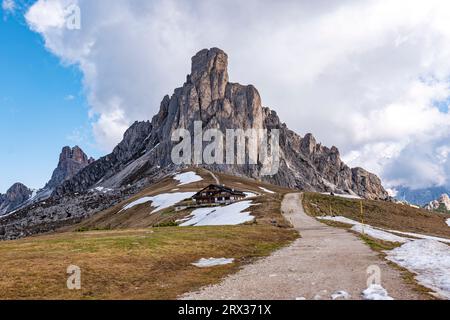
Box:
left=181, top=193, right=424, bottom=300
left=203, top=168, right=220, bottom=185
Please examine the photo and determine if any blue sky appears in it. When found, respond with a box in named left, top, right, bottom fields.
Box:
left=0, top=8, right=101, bottom=193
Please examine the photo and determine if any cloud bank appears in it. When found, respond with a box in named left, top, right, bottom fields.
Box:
left=25, top=0, right=450, bottom=189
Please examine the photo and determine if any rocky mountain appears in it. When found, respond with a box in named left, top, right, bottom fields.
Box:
left=45, top=146, right=94, bottom=190
left=55, top=48, right=387, bottom=200
left=424, top=194, right=450, bottom=213
left=0, top=146, right=93, bottom=217
left=0, top=47, right=387, bottom=240
left=0, top=183, right=34, bottom=216
left=395, top=186, right=450, bottom=206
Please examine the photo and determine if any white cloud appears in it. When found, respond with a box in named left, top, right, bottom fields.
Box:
left=25, top=0, right=66, bottom=32
left=2, top=0, right=15, bottom=13
left=24, top=0, right=450, bottom=189
left=91, top=101, right=130, bottom=151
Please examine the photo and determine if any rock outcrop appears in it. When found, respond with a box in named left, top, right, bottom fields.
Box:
left=45, top=146, right=94, bottom=190
left=425, top=194, right=450, bottom=212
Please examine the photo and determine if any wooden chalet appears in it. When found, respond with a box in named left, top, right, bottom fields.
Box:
left=192, top=184, right=246, bottom=205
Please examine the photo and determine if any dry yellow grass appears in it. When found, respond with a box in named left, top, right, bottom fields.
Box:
left=0, top=168, right=301, bottom=300
left=0, top=225, right=298, bottom=300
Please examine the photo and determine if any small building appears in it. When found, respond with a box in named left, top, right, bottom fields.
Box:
left=192, top=184, right=246, bottom=205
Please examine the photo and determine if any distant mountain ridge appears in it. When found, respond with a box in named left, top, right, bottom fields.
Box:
left=0, top=146, right=93, bottom=216
left=424, top=193, right=450, bottom=213
left=395, top=186, right=450, bottom=206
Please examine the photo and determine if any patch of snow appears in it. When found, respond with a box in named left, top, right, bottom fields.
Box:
left=0, top=209, right=17, bottom=218
left=121, top=192, right=195, bottom=213
left=331, top=290, right=351, bottom=300
left=244, top=192, right=258, bottom=198
left=362, top=284, right=394, bottom=300
left=147, top=142, right=160, bottom=153
left=173, top=171, right=203, bottom=186
left=94, top=186, right=113, bottom=193
left=351, top=224, right=409, bottom=243
left=319, top=216, right=450, bottom=244
left=259, top=187, right=275, bottom=194
left=28, top=189, right=38, bottom=201
left=322, top=178, right=337, bottom=189
left=148, top=192, right=196, bottom=213
left=386, top=239, right=450, bottom=300
left=179, top=201, right=255, bottom=226
left=385, top=229, right=450, bottom=244
left=321, top=192, right=362, bottom=200
left=192, top=258, right=234, bottom=268
left=121, top=197, right=153, bottom=211
left=318, top=215, right=360, bottom=226
left=447, top=218, right=450, bottom=227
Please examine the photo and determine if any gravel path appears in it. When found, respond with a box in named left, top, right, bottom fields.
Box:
left=180, top=193, right=424, bottom=300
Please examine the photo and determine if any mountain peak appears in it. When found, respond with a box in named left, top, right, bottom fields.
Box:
left=186, top=48, right=230, bottom=108
left=6, top=183, right=31, bottom=200
left=190, top=48, right=228, bottom=82
left=45, top=146, right=94, bottom=190
left=59, top=145, right=92, bottom=164
left=0, top=182, right=32, bottom=216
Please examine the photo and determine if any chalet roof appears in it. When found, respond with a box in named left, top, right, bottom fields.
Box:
left=192, top=184, right=246, bottom=198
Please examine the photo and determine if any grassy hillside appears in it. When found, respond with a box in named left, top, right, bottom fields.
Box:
left=0, top=225, right=297, bottom=299
left=303, top=193, right=450, bottom=239
left=0, top=169, right=298, bottom=299
left=68, top=168, right=293, bottom=232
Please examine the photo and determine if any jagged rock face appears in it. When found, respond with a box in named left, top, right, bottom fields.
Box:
left=0, top=183, right=33, bottom=215
left=54, top=122, right=153, bottom=196
left=351, top=167, right=386, bottom=199
left=45, top=146, right=94, bottom=190
left=54, top=48, right=387, bottom=200
left=425, top=194, right=450, bottom=212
